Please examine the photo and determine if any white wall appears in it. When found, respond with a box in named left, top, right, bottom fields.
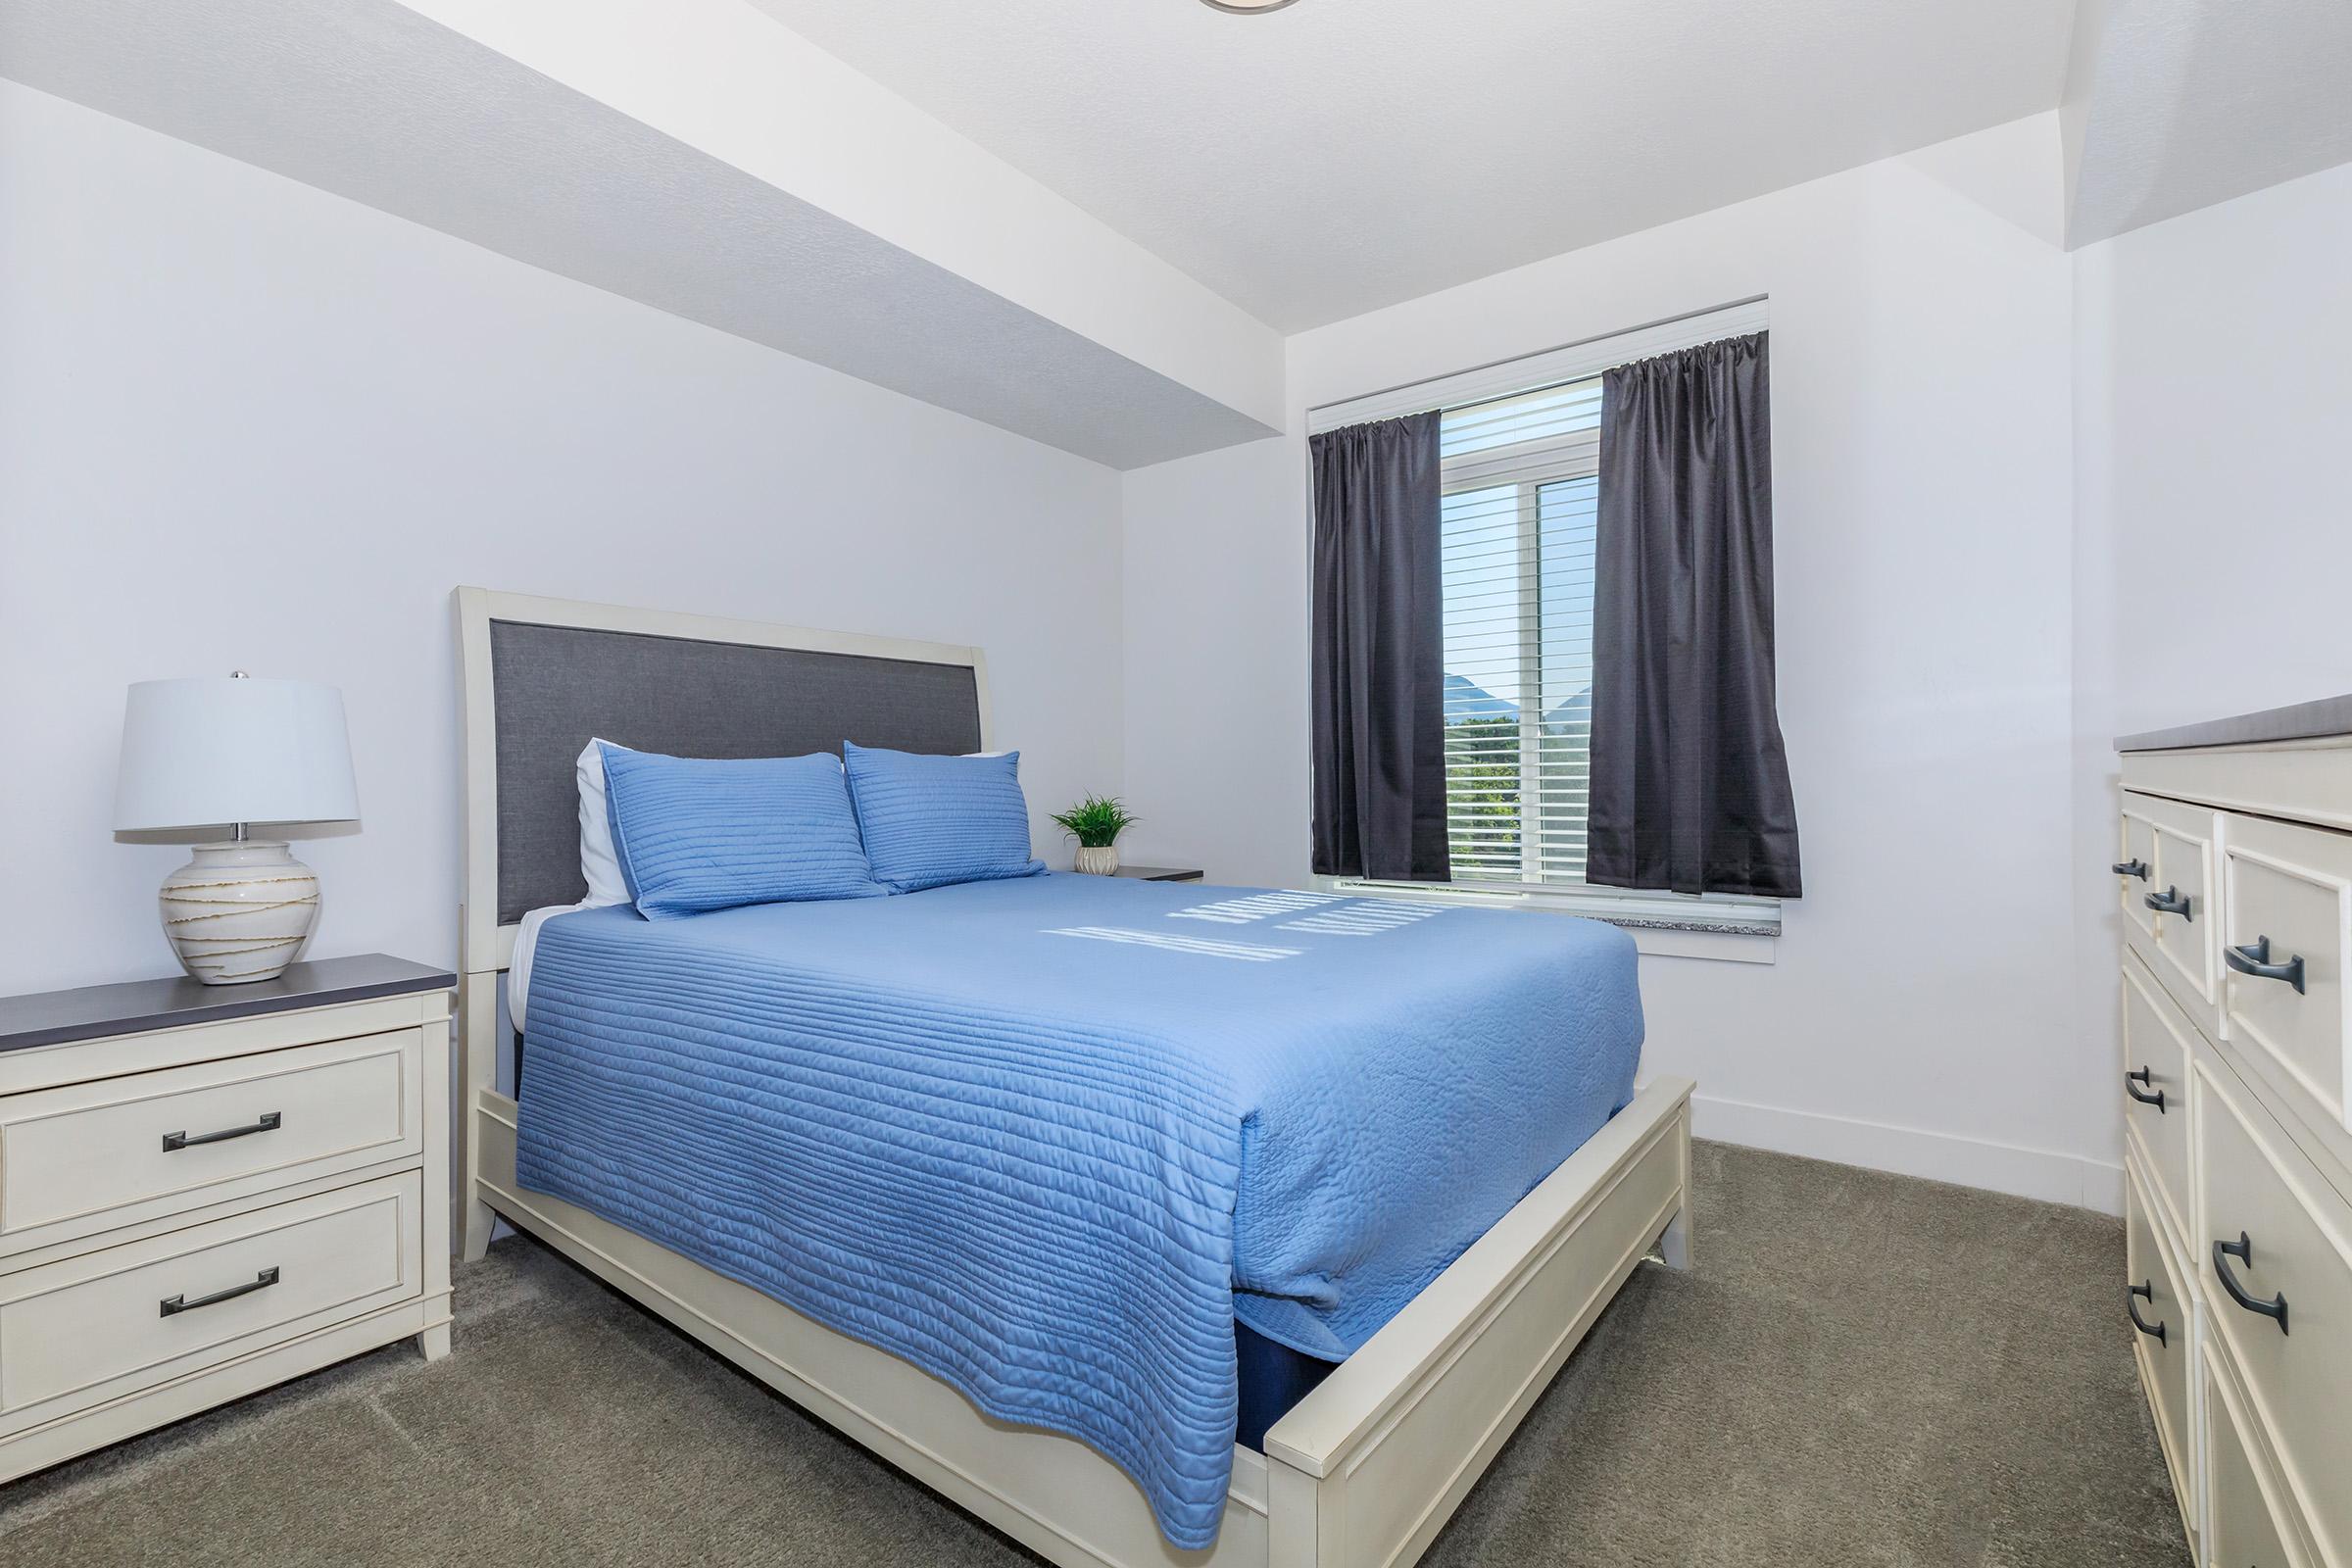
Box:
left=2074, top=158, right=2352, bottom=737
left=1124, top=115, right=2117, bottom=1207
left=1120, top=436, right=1303, bottom=881
left=0, top=80, right=1126, bottom=995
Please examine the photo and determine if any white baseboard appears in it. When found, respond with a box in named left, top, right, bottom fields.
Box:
left=1687, top=1091, right=2126, bottom=1216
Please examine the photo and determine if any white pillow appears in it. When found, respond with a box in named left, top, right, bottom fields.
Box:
left=576, top=739, right=630, bottom=907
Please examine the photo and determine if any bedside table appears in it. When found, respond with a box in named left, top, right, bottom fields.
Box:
left=1110, top=865, right=1205, bottom=883
left=0, top=954, right=454, bottom=1484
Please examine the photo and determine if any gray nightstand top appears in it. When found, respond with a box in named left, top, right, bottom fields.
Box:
left=0, top=954, right=456, bottom=1054
left=1111, top=865, right=1205, bottom=882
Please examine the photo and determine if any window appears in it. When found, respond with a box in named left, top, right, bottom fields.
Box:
left=1439, top=378, right=1601, bottom=887
left=1305, top=296, right=1780, bottom=945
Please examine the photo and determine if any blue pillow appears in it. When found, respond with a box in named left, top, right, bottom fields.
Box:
left=841, top=743, right=1045, bottom=894
left=599, top=745, right=887, bottom=918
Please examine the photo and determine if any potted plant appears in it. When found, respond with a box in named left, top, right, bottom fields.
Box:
left=1053, top=794, right=1139, bottom=875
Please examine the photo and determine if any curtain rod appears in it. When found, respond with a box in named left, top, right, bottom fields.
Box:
left=1302, top=294, right=1768, bottom=416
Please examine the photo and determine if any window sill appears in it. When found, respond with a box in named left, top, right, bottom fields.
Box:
left=1316, top=877, right=1779, bottom=965
left=1614, top=925, right=1776, bottom=964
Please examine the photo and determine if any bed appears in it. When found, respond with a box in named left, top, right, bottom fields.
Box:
left=455, top=587, right=1694, bottom=1568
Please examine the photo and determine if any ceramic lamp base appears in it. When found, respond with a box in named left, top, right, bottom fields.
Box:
left=159, top=841, right=320, bottom=985
left=1073, top=845, right=1119, bottom=875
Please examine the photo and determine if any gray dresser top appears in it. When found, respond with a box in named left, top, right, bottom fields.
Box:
left=0, top=954, right=455, bottom=1054
left=2118, top=692, right=2352, bottom=754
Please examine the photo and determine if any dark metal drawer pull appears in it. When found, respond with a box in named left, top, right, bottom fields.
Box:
left=2126, top=1281, right=2166, bottom=1345
left=162, top=1111, right=281, bottom=1152
left=2226, top=936, right=2307, bottom=995
left=2213, top=1233, right=2288, bottom=1334
left=2125, top=1067, right=2166, bottom=1112
left=2111, top=858, right=2150, bottom=880
left=2144, top=886, right=2192, bottom=919
left=160, top=1265, right=280, bottom=1318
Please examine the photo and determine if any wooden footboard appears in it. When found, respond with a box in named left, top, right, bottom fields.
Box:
left=1262, top=1075, right=1693, bottom=1568
left=460, top=1006, right=1690, bottom=1568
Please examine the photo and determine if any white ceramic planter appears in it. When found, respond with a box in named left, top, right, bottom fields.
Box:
left=158, top=841, right=320, bottom=984
left=1073, top=845, right=1120, bottom=876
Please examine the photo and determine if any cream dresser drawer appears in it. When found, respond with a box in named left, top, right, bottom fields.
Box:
left=2194, top=1054, right=2352, bottom=1565
left=2124, top=1156, right=2196, bottom=1529
left=2119, top=801, right=2161, bottom=944
left=2123, top=791, right=2224, bottom=1040
left=0, top=1171, right=422, bottom=1438
left=2122, top=951, right=2196, bottom=1244
left=0, top=1030, right=421, bottom=1256
left=2203, top=1340, right=2314, bottom=1568
left=2221, top=811, right=2352, bottom=1173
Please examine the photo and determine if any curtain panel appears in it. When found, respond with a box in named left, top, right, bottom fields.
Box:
left=1308, top=412, right=1451, bottom=882
left=1588, top=332, right=1802, bottom=898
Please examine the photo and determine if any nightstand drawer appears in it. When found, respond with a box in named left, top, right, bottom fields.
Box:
left=0, top=1172, right=421, bottom=1435
left=0, top=1030, right=421, bottom=1253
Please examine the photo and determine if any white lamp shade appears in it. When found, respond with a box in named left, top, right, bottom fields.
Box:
left=115, top=677, right=360, bottom=832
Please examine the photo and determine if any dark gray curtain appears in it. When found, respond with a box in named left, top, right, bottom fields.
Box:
left=1588, top=332, right=1801, bottom=898
left=1309, top=412, right=1450, bottom=881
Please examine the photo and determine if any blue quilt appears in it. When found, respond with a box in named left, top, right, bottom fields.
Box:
left=515, top=874, right=1641, bottom=1548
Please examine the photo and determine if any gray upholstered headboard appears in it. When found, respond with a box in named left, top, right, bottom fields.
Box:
left=457, top=590, right=989, bottom=964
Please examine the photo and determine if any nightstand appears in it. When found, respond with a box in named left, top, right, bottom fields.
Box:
left=1111, top=865, right=1205, bottom=883
left=0, top=955, right=454, bottom=1484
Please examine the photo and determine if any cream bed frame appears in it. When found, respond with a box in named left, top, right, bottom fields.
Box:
left=453, top=586, right=1694, bottom=1568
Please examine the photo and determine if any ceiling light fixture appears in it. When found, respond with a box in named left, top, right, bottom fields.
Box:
left=1200, top=0, right=1300, bottom=12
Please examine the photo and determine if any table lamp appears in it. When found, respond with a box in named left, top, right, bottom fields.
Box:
left=114, top=673, right=360, bottom=985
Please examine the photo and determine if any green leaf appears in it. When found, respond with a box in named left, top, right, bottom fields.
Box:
left=1050, top=793, right=1139, bottom=849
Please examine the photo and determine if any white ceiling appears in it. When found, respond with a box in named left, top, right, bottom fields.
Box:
left=2063, top=0, right=2352, bottom=247
left=753, top=0, right=2078, bottom=331
left=12, top=0, right=2340, bottom=469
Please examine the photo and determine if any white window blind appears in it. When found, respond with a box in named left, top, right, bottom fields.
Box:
left=1439, top=378, right=1601, bottom=885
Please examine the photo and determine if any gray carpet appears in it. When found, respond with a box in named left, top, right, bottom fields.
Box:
left=0, top=1144, right=2185, bottom=1567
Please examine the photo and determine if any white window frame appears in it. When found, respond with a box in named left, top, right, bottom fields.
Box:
left=1440, top=422, right=1599, bottom=887
left=1309, top=297, right=1780, bottom=961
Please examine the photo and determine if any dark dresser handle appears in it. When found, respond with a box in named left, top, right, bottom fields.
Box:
left=2226, top=936, right=2307, bottom=995
left=163, top=1111, right=281, bottom=1152
left=2111, top=858, right=2150, bottom=880
left=2213, top=1233, right=2289, bottom=1334
left=160, top=1265, right=280, bottom=1318
left=2125, top=1068, right=2166, bottom=1112
left=2145, top=886, right=2192, bottom=919
left=2126, top=1281, right=2167, bottom=1345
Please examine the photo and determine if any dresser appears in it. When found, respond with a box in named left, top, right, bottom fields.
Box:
left=2116, top=700, right=2352, bottom=1568
left=0, top=955, right=453, bottom=1484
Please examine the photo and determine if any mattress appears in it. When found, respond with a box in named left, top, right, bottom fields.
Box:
left=514, top=873, right=1641, bottom=1546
